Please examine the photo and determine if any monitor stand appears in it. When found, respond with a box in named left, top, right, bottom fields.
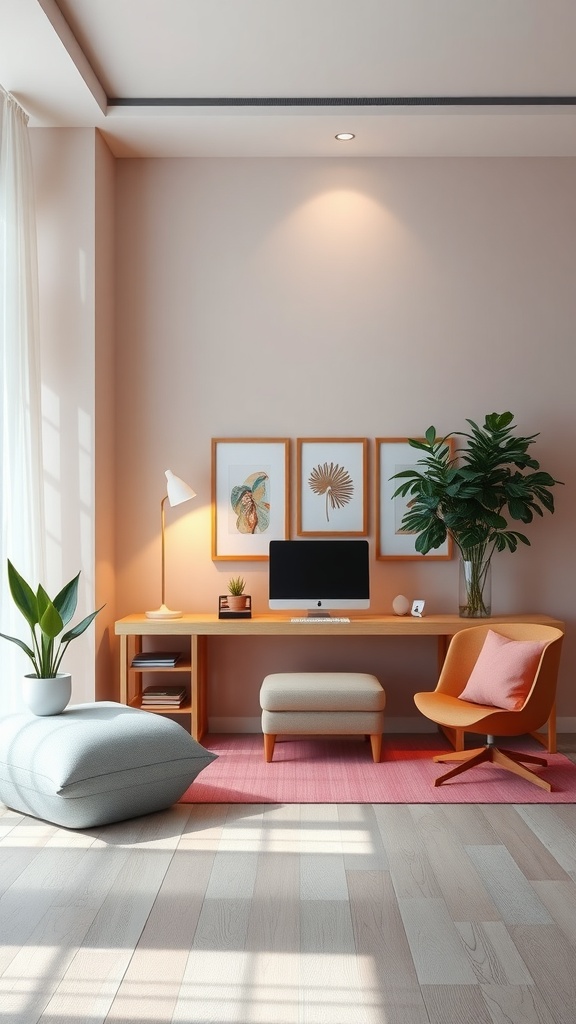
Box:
left=305, top=610, right=332, bottom=618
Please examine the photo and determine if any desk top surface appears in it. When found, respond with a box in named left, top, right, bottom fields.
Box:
left=115, top=612, right=565, bottom=637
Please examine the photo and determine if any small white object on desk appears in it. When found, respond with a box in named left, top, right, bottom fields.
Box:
left=411, top=600, right=425, bottom=617
left=392, top=595, right=410, bottom=616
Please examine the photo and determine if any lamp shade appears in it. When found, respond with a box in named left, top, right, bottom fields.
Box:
left=165, top=469, right=196, bottom=507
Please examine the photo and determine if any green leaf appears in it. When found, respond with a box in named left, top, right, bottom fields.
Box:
left=413, top=519, right=447, bottom=553
left=390, top=469, right=423, bottom=482
left=7, top=561, right=39, bottom=629
left=39, top=602, right=64, bottom=639
left=486, top=411, right=514, bottom=431
left=37, top=585, right=51, bottom=621
left=61, top=606, right=105, bottom=644
left=535, top=489, right=555, bottom=514
left=53, top=573, right=79, bottom=625
left=407, top=439, right=433, bottom=453
left=390, top=482, right=416, bottom=499
left=0, top=631, right=38, bottom=667
left=508, top=498, right=533, bottom=522
left=424, top=426, right=436, bottom=445
left=529, top=471, right=560, bottom=487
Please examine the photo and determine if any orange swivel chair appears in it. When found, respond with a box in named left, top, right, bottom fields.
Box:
left=414, top=623, right=564, bottom=791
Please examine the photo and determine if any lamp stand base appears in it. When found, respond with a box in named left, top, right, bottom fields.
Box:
left=145, top=605, right=183, bottom=619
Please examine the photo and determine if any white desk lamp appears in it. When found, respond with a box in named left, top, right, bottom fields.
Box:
left=146, top=469, right=196, bottom=619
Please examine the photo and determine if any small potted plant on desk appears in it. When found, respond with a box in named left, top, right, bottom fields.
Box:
left=227, top=576, right=248, bottom=612
left=0, top=560, right=103, bottom=715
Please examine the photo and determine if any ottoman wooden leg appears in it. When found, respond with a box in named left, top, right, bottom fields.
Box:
left=264, top=734, right=276, bottom=762
left=370, top=733, right=382, bottom=763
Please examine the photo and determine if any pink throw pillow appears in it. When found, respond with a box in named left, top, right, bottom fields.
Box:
left=459, top=630, right=546, bottom=711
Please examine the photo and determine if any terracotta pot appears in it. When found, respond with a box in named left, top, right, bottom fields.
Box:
left=227, top=595, right=247, bottom=611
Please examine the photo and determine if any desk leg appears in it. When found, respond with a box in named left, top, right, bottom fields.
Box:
left=119, top=635, right=141, bottom=708
left=530, top=701, right=556, bottom=754
left=191, top=635, right=208, bottom=741
left=119, top=635, right=128, bottom=705
left=437, top=635, right=450, bottom=674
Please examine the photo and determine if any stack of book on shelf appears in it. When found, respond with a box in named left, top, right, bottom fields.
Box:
left=141, top=684, right=187, bottom=708
left=131, top=651, right=182, bottom=668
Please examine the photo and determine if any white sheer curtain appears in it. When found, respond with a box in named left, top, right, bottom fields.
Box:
left=0, top=87, right=45, bottom=712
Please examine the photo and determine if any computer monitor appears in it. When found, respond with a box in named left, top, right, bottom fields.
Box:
left=268, top=539, right=370, bottom=615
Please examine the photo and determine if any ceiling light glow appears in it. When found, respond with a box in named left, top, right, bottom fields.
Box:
left=335, top=133, right=355, bottom=141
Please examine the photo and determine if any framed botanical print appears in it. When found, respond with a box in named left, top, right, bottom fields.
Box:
left=297, top=438, right=368, bottom=536
left=376, top=437, right=453, bottom=560
left=211, top=438, right=290, bottom=560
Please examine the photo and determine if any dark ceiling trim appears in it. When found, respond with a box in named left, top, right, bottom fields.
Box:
left=109, top=95, right=576, bottom=108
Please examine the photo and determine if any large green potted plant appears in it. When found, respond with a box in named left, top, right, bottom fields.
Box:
left=391, top=412, right=561, bottom=616
left=0, top=560, right=103, bottom=715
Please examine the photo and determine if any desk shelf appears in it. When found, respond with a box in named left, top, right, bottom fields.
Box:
left=122, top=635, right=195, bottom=720
left=129, top=660, right=192, bottom=677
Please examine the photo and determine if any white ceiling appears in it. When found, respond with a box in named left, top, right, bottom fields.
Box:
left=2, top=0, right=576, bottom=157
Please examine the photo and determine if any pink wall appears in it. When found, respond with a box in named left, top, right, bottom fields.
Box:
left=112, top=156, right=576, bottom=731
left=35, top=134, right=576, bottom=726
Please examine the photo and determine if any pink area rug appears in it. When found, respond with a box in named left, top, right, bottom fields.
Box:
left=181, top=733, right=576, bottom=804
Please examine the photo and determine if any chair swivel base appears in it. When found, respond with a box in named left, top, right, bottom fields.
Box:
left=432, top=744, right=551, bottom=791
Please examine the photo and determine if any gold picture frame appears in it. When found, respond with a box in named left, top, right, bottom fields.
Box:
left=375, top=437, right=454, bottom=560
left=211, top=438, right=290, bottom=560
left=297, top=437, right=368, bottom=536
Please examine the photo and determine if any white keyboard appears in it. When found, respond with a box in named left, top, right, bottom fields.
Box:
left=290, top=617, right=351, bottom=623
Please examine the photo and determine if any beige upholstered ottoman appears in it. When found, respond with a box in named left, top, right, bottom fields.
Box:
left=260, top=672, right=386, bottom=763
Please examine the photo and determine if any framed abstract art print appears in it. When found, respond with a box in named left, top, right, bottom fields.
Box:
left=211, top=438, right=290, bottom=560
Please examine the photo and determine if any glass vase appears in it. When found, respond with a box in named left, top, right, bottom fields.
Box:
left=458, top=548, right=492, bottom=618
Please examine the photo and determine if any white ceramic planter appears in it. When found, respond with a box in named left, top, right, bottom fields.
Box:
left=23, top=673, right=72, bottom=716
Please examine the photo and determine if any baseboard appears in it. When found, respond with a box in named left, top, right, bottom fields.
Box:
left=209, top=716, right=576, bottom=735
left=210, top=717, right=265, bottom=734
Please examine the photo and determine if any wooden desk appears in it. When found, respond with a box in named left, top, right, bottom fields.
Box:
left=115, top=612, right=564, bottom=750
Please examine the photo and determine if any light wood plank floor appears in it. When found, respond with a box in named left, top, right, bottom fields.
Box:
left=1, top=738, right=575, bottom=1024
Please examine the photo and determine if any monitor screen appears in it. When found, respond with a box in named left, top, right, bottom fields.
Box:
left=268, top=539, right=370, bottom=613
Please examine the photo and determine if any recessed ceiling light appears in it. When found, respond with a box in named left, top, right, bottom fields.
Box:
left=335, top=133, right=355, bottom=141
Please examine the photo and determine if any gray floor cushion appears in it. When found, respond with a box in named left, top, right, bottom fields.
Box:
left=0, top=701, right=216, bottom=829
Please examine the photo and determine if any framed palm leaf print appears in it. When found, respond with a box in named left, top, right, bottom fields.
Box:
left=211, top=438, right=290, bottom=560
left=297, top=438, right=368, bottom=536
